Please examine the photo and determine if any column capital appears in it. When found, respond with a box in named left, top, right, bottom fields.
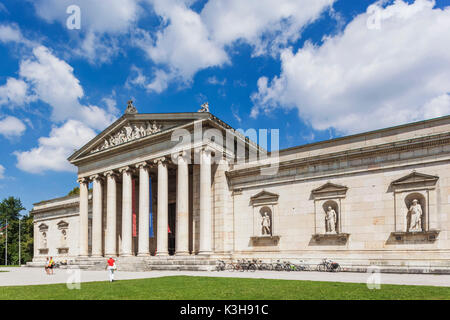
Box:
left=195, top=146, right=214, bottom=155
left=77, top=177, right=89, bottom=184
left=135, top=161, right=150, bottom=170
left=104, top=170, right=118, bottom=178
left=153, top=156, right=167, bottom=165
left=90, top=174, right=104, bottom=181
left=119, top=166, right=134, bottom=174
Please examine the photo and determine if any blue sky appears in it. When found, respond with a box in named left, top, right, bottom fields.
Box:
left=0, top=0, right=449, bottom=214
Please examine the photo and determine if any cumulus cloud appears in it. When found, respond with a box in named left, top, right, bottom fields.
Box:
left=134, top=0, right=333, bottom=92
left=19, top=46, right=116, bottom=129
left=0, top=116, right=26, bottom=139
left=135, top=0, right=229, bottom=92
left=0, top=78, right=36, bottom=108
left=33, top=0, right=142, bottom=63
left=14, top=120, right=96, bottom=174
left=0, top=164, right=4, bottom=179
left=251, top=0, right=450, bottom=134
left=0, top=23, right=35, bottom=46
left=201, top=0, right=335, bottom=56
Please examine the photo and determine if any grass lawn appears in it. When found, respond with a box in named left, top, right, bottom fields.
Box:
left=0, top=276, right=449, bottom=300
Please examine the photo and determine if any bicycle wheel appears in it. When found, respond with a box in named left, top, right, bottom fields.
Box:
left=226, top=264, right=234, bottom=272
left=275, top=264, right=283, bottom=272
left=248, top=264, right=257, bottom=272
left=317, top=264, right=326, bottom=272
left=334, top=265, right=341, bottom=272
left=260, top=263, right=270, bottom=271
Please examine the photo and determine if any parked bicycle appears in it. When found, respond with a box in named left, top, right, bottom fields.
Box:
left=215, top=260, right=226, bottom=271
left=317, top=258, right=341, bottom=272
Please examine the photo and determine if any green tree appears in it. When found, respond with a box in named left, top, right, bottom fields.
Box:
left=67, top=186, right=80, bottom=196
left=0, top=197, right=31, bottom=265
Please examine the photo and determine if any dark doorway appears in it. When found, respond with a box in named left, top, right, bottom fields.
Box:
left=168, top=203, right=176, bottom=255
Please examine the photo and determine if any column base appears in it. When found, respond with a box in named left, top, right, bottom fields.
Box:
left=78, top=255, right=89, bottom=258
left=137, top=253, right=150, bottom=257
left=91, top=254, right=103, bottom=258
left=120, top=253, right=133, bottom=257
left=156, top=252, right=169, bottom=256
left=198, top=251, right=212, bottom=256
left=175, top=251, right=190, bottom=256
left=105, top=254, right=118, bottom=258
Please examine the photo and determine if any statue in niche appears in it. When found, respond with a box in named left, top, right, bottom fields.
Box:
left=60, top=229, right=67, bottom=248
left=41, top=232, right=47, bottom=248
left=408, top=199, right=423, bottom=232
left=325, top=206, right=337, bottom=234
left=261, top=211, right=271, bottom=236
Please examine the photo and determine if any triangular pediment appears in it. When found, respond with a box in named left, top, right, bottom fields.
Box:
left=250, top=190, right=279, bottom=205
left=391, top=171, right=439, bottom=186
left=312, top=182, right=348, bottom=195
left=68, top=112, right=213, bottom=162
left=38, top=223, right=49, bottom=231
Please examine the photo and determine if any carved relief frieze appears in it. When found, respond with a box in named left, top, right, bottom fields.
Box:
left=90, top=121, right=163, bottom=153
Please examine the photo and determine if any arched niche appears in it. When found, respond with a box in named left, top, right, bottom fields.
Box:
left=310, top=182, right=349, bottom=244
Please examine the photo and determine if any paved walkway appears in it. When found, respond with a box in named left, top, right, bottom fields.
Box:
left=0, top=267, right=449, bottom=287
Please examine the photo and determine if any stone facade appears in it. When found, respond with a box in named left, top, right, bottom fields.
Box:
left=30, top=107, right=450, bottom=272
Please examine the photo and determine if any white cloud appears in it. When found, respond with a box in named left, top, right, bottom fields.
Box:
left=201, top=0, right=335, bottom=56
left=0, top=23, right=35, bottom=46
left=14, top=120, right=96, bottom=174
left=33, top=0, right=142, bottom=62
left=0, top=78, right=35, bottom=108
left=207, top=76, right=226, bottom=86
left=0, top=116, right=27, bottom=138
left=0, top=164, right=4, bottom=179
left=135, top=0, right=333, bottom=92
left=19, top=46, right=116, bottom=129
left=136, top=0, right=229, bottom=92
left=251, top=0, right=450, bottom=134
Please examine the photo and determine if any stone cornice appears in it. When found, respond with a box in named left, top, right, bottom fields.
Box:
left=227, top=132, right=450, bottom=180
left=30, top=201, right=81, bottom=215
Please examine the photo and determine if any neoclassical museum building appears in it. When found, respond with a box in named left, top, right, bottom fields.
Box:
left=29, top=102, right=450, bottom=272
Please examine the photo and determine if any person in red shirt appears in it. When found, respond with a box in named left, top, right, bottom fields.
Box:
left=106, top=257, right=116, bottom=282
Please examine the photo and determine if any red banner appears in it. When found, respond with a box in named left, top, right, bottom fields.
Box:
left=132, top=178, right=137, bottom=237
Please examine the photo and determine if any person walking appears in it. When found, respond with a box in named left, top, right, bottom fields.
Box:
left=106, top=257, right=116, bottom=282
left=48, top=257, right=55, bottom=275
left=44, top=257, right=50, bottom=275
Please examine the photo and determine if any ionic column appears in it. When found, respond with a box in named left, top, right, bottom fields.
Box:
left=78, top=177, right=89, bottom=257
left=91, top=174, right=104, bottom=257
left=155, top=157, right=169, bottom=256
left=199, top=148, right=213, bottom=255
left=136, top=162, right=150, bottom=256
left=176, top=151, right=189, bottom=255
left=105, top=171, right=117, bottom=257
left=120, top=166, right=133, bottom=257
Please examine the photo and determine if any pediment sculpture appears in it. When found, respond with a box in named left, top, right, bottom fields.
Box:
left=91, top=121, right=162, bottom=153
